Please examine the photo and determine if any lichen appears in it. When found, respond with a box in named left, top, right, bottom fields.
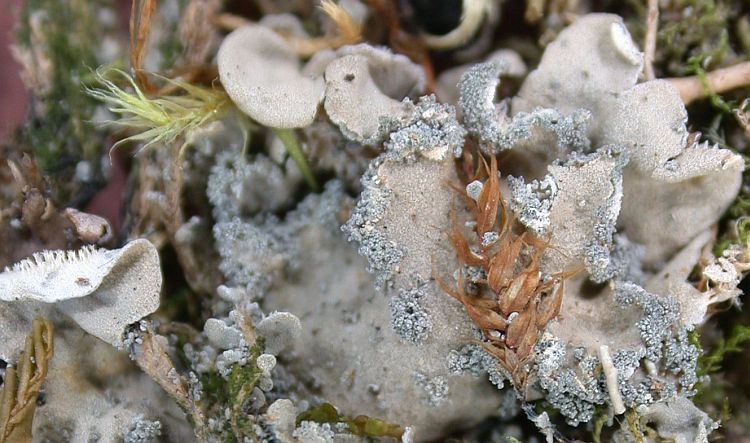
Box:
left=207, top=151, right=297, bottom=220
left=534, top=334, right=607, bottom=426
left=382, top=96, right=466, bottom=162
left=123, top=415, right=162, bottom=443
left=507, top=174, right=557, bottom=236
left=389, top=284, right=432, bottom=344
left=293, top=421, right=336, bottom=442
left=458, top=61, right=590, bottom=156
left=212, top=217, right=297, bottom=295
left=413, top=372, right=450, bottom=407
left=447, top=344, right=507, bottom=388
left=613, top=282, right=680, bottom=362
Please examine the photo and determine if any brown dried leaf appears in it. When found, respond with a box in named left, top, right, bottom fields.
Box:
left=498, top=273, right=526, bottom=314
left=506, top=270, right=541, bottom=314
left=488, top=234, right=525, bottom=293
left=465, top=304, right=508, bottom=332
left=476, top=156, right=500, bottom=235
left=448, top=210, right=485, bottom=267
left=505, top=307, right=535, bottom=349
left=536, top=280, right=564, bottom=328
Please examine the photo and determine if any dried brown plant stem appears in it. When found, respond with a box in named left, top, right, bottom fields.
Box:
left=130, top=141, right=221, bottom=294
left=0, top=318, right=54, bottom=443
left=211, top=13, right=250, bottom=31
left=179, top=0, right=222, bottom=67
left=165, top=143, right=218, bottom=285
left=643, top=0, right=659, bottom=81
left=130, top=0, right=158, bottom=93
left=211, top=1, right=362, bottom=57
left=668, top=61, right=750, bottom=105
left=130, top=324, right=209, bottom=440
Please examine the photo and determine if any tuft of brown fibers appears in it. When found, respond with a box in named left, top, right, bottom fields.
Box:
left=438, top=154, right=575, bottom=389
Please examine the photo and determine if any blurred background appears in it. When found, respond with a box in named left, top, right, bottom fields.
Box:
left=1, top=0, right=28, bottom=143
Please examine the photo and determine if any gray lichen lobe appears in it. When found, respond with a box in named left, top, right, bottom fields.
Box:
left=457, top=61, right=591, bottom=156
left=534, top=334, right=607, bottom=426
left=211, top=175, right=346, bottom=295
left=343, top=95, right=466, bottom=289
left=293, top=421, right=336, bottom=443
left=531, top=147, right=630, bottom=281
left=342, top=163, right=404, bottom=289
left=579, top=148, right=629, bottom=283
left=383, top=96, right=467, bottom=162
left=207, top=150, right=297, bottom=220
left=212, top=217, right=297, bottom=295
left=532, top=278, right=701, bottom=425
left=613, top=282, right=680, bottom=361
left=640, top=395, right=719, bottom=443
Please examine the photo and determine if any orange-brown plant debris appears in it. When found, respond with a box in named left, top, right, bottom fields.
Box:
left=439, top=155, right=568, bottom=389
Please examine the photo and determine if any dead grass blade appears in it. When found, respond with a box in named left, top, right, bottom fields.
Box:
left=130, top=0, right=157, bottom=93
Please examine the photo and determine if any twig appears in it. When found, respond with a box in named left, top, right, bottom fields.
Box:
left=129, top=324, right=209, bottom=440
left=129, top=0, right=158, bottom=93
left=599, top=344, right=626, bottom=415
left=210, top=1, right=362, bottom=57
left=643, top=0, right=659, bottom=80
left=667, top=61, right=750, bottom=105
left=0, top=318, right=54, bottom=443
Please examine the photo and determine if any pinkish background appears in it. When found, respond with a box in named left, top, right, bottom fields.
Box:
left=1, top=0, right=28, bottom=143
left=0, top=0, right=129, bottom=231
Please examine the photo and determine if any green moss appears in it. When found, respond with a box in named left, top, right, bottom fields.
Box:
left=699, top=325, right=750, bottom=376
left=591, top=404, right=610, bottom=443
left=657, top=0, right=736, bottom=75
left=15, top=0, right=116, bottom=204
left=685, top=43, right=736, bottom=114
left=86, top=68, right=232, bottom=155
left=624, top=0, right=739, bottom=78
left=196, top=340, right=265, bottom=442
left=297, top=402, right=405, bottom=439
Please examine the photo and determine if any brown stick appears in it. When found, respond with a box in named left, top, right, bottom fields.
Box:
left=211, top=12, right=250, bottom=31
left=129, top=0, right=157, bottom=93
left=667, top=61, right=750, bottom=105
left=643, top=0, right=659, bottom=80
